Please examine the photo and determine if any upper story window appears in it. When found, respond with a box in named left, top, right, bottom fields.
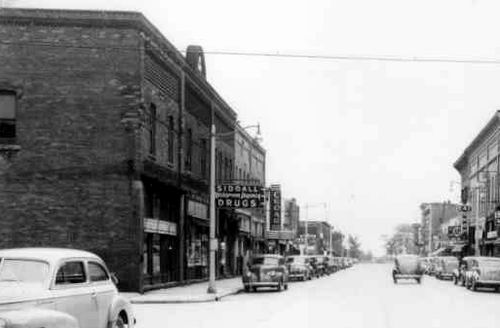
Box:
left=0, top=91, right=16, bottom=143
left=168, top=116, right=175, bottom=163
left=148, top=104, right=157, bottom=157
left=200, top=139, right=207, bottom=178
left=185, top=128, right=193, bottom=171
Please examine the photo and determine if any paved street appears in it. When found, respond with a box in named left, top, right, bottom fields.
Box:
left=133, top=263, right=500, bottom=328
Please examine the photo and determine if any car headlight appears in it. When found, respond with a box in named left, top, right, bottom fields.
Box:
left=0, top=318, right=8, bottom=328
left=246, top=272, right=252, bottom=277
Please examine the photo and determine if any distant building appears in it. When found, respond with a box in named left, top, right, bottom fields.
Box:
left=297, top=220, right=332, bottom=255
left=420, top=202, right=459, bottom=255
left=283, top=198, right=300, bottom=232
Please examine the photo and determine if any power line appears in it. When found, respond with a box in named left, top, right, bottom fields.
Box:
left=2, top=39, right=500, bottom=65
left=198, top=50, right=500, bottom=65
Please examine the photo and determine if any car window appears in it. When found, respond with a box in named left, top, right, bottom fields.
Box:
left=88, top=262, right=109, bottom=282
left=56, top=261, right=86, bottom=285
left=0, top=259, right=49, bottom=285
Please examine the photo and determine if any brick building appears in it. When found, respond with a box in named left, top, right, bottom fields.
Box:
left=297, top=220, right=333, bottom=255
left=0, top=8, right=238, bottom=292
left=420, top=202, right=459, bottom=255
left=454, top=111, right=500, bottom=257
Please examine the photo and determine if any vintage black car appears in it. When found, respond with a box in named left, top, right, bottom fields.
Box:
left=242, top=254, right=289, bottom=292
left=392, top=254, right=424, bottom=284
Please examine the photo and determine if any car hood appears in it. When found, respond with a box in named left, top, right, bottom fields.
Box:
left=0, top=282, right=48, bottom=305
left=249, top=264, right=278, bottom=270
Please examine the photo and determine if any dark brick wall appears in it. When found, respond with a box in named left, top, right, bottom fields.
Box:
left=0, top=18, right=143, bottom=290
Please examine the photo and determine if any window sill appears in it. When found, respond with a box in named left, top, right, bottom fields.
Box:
left=0, top=144, right=21, bottom=152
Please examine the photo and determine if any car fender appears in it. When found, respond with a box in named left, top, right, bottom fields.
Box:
left=0, top=308, right=79, bottom=328
left=107, top=294, right=134, bottom=328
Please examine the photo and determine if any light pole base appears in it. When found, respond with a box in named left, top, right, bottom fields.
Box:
left=207, top=285, right=217, bottom=294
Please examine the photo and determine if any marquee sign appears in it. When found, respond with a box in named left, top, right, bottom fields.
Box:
left=216, top=184, right=265, bottom=208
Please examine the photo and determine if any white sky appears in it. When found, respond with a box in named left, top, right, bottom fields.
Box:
left=9, top=0, right=500, bottom=255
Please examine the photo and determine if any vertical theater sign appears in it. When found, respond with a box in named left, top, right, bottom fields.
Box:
left=269, top=184, right=282, bottom=231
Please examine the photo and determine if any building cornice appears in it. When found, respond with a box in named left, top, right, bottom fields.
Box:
left=0, top=7, right=237, bottom=126
left=453, top=110, right=500, bottom=171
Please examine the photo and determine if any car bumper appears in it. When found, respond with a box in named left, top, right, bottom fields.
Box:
left=289, top=273, right=306, bottom=279
left=394, top=274, right=422, bottom=279
left=244, top=281, right=280, bottom=288
left=476, top=280, right=500, bottom=286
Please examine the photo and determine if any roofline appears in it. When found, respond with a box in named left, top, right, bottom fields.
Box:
left=453, top=110, right=500, bottom=171
left=0, top=7, right=237, bottom=123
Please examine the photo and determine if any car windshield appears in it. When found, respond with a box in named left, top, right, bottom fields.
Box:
left=251, top=257, right=279, bottom=266
left=0, top=258, right=50, bottom=285
left=478, top=259, right=500, bottom=268
left=287, top=257, right=306, bottom=264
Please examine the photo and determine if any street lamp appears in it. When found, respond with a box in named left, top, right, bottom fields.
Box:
left=207, top=122, right=261, bottom=294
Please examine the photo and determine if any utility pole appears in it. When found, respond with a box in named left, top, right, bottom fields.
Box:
left=207, top=123, right=217, bottom=294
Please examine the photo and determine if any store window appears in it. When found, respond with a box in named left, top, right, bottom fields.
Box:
left=148, top=104, right=157, bottom=157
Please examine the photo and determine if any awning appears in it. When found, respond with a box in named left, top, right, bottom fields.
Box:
left=451, top=244, right=466, bottom=252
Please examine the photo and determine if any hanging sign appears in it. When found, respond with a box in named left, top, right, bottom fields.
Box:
left=269, top=184, right=282, bottom=231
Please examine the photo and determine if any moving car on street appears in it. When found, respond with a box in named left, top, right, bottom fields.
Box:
left=286, top=255, right=312, bottom=281
left=463, top=256, right=500, bottom=292
left=392, top=254, right=423, bottom=284
left=435, top=256, right=459, bottom=280
left=243, top=254, right=289, bottom=292
left=454, top=257, right=473, bottom=286
left=0, top=248, right=134, bottom=328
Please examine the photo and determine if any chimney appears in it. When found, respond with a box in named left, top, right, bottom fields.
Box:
left=185, top=45, right=206, bottom=78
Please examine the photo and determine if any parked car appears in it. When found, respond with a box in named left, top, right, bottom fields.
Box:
left=326, top=256, right=339, bottom=274
left=307, top=256, right=321, bottom=277
left=286, top=256, right=312, bottom=281
left=427, top=257, right=440, bottom=276
left=435, top=256, right=459, bottom=280
left=418, top=257, right=431, bottom=274
left=0, top=248, right=134, bottom=328
left=463, top=256, right=500, bottom=292
left=313, top=256, right=329, bottom=276
left=454, top=257, right=473, bottom=286
left=392, top=254, right=423, bottom=284
left=243, top=254, right=289, bottom=292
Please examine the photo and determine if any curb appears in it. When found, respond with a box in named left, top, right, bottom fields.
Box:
left=130, top=288, right=244, bottom=304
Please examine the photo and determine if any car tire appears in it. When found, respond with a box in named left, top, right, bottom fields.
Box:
left=112, top=315, right=127, bottom=328
left=277, top=280, right=283, bottom=292
left=461, top=277, right=465, bottom=287
left=252, top=286, right=257, bottom=292
left=393, top=278, right=397, bottom=284
left=284, top=283, right=288, bottom=290
left=244, top=286, right=250, bottom=292
left=471, top=279, right=478, bottom=292
left=416, top=278, right=421, bottom=284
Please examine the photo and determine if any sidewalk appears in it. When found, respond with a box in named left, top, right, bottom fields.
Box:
left=122, top=277, right=244, bottom=304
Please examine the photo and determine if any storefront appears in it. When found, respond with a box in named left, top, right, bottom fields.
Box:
left=142, top=218, right=179, bottom=286
left=185, top=198, right=209, bottom=281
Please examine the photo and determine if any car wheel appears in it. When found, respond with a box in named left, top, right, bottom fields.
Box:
left=453, top=276, right=458, bottom=285
left=277, top=280, right=283, bottom=292
left=284, top=283, right=288, bottom=290
left=416, top=278, right=421, bottom=284
left=252, top=286, right=257, bottom=292
left=112, top=315, right=127, bottom=328
left=461, top=276, right=465, bottom=287
left=471, top=279, right=478, bottom=292
left=465, top=279, right=471, bottom=289
left=393, top=278, right=397, bottom=284
left=244, top=286, right=250, bottom=292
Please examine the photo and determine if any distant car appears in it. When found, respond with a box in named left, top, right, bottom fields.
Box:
left=313, top=256, right=328, bottom=276
left=463, top=256, right=500, bottom=292
left=0, top=248, right=134, bottom=328
left=326, top=256, right=339, bottom=274
left=243, top=254, right=289, bottom=292
left=307, top=256, right=321, bottom=277
left=286, top=256, right=312, bottom=281
left=392, top=254, right=424, bottom=284
left=435, top=256, right=459, bottom=280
